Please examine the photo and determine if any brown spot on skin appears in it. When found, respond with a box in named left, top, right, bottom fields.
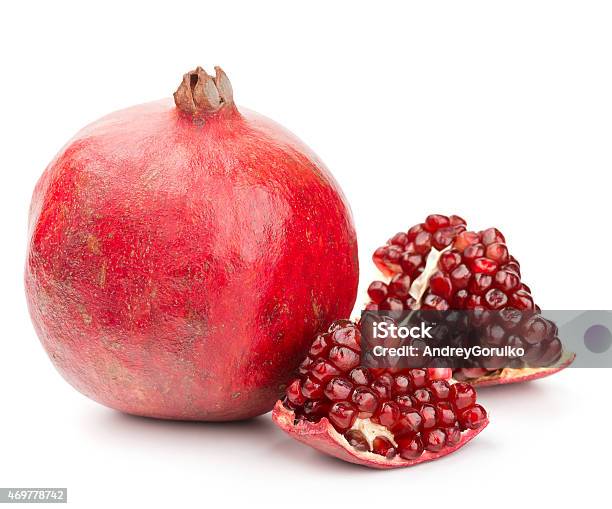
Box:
left=231, top=392, right=241, bottom=399
left=98, top=261, right=107, bottom=287
left=79, top=305, right=92, bottom=325
left=311, top=294, right=323, bottom=321
left=87, top=235, right=101, bottom=255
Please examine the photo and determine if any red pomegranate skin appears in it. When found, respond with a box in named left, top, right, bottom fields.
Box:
left=25, top=69, right=358, bottom=421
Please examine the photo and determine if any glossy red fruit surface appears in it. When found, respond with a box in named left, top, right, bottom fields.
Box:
left=25, top=67, right=359, bottom=420
left=369, top=214, right=574, bottom=386
left=272, top=321, right=488, bottom=469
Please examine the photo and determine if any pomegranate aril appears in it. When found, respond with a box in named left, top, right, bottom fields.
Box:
left=436, top=402, right=456, bottom=427
left=463, top=244, right=485, bottom=262
left=504, top=259, right=521, bottom=276
left=286, top=379, right=306, bottom=406
left=499, top=308, right=523, bottom=330
left=351, top=387, right=379, bottom=417
left=445, top=425, right=461, bottom=446
left=400, top=253, right=424, bottom=276
left=377, top=373, right=394, bottom=387
left=328, top=401, right=357, bottom=431
left=538, top=338, right=563, bottom=365
left=429, top=271, right=453, bottom=299
left=396, top=394, right=417, bottom=410
left=429, top=368, right=453, bottom=380
left=450, top=264, right=471, bottom=289
left=494, top=270, right=520, bottom=292
left=408, top=368, right=428, bottom=389
left=520, top=315, right=555, bottom=345
left=429, top=379, right=451, bottom=400
left=344, top=430, right=370, bottom=452
left=454, top=231, right=479, bottom=251
left=424, top=214, right=450, bottom=232
left=420, top=404, right=437, bottom=430
left=469, top=273, right=493, bottom=295
left=465, top=294, right=483, bottom=309
left=349, top=367, right=372, bottom=386
left=373, top=401, right=401, bottom=428
left=372, top=436, right=397, bottom=459
left=328, top=346, right=360, bottom=371
left=371, top=379, right=392, bottom=400
left=373, top=247, right=390, bottom=274
left=301, top=375, right=324, bottom=399
left=432, top=227, right=457, bottom=250
left=393, top=374, right=411, bottom=395
left=459, top=404, right=487, bottom=430
left=449, top=382, right=477, bottom=411
left=483, top=323, right=507, bottom=346
left=414, top=231, right=432, bottom=254
left=407, top=223, right=425, bottom=242
left=480, top=227, right=505, bottom=245
left=388, top=274, right=412, bottom=299
left=423, top=428, right=447, bottom=452
left=324, top=377, right=353, bottom=401
left=449, top=214, right=466, bottom=226
left=298, top=357, right=313, bottom=375
left=439, top=250, right=462, bottom=272
left=332, top=326, right=360, bottom=349
left=485, top=242, right=509, bottom=264
left=397, top=436, right=424, bottom=460
left=510, top=291, right=535, bottom=310
left=393, top=408, right=423, bottom=435
left=367, top=281, right=388, bottom=304
left=390, top=232, right=409, bottom=247
left=484, top=288, right=509, bottom=310
left=422, top=293, right=449, bottom=311
left=414, top=388, right=432, bottom=406
left=471, top=257, right=498, bottom=274
left=310, top=358, right=341, bottom=382
left=309, top=335, right=330, bottom=358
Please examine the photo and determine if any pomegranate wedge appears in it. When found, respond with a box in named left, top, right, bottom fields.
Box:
left=369, top=214, right=574, bottom=386
left=272, top=321, right=488, bottom=468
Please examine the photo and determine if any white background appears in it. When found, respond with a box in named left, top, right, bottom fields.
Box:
left=1, top=1, right=610, bottom=507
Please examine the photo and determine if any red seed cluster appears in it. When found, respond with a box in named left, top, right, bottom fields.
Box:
left=368, top=214, right=564, bottom=378
left=284, top=321, right=487, bottom=460
left=372, top=214, right=467, bottom=278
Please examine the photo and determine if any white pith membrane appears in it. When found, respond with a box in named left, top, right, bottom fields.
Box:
left=340, top=248, right=452, bottom=452
left=408, top=246, right=449, bottom=306
left=348, top=415, right=398, bottom=448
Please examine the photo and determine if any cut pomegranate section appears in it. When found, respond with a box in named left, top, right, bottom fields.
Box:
left=369, top=214, right=575, bottom=386
left=272, top=321, right=488, bottom=469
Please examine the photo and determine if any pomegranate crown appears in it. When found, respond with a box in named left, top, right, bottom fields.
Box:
left=174, top=66, right=234, bottom=115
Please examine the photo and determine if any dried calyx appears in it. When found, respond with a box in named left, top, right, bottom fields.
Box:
left=174, top=66, right=234, bottom=115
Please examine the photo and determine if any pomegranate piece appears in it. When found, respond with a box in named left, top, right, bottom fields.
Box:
left=273, top=321, right=488, bottom=469
left=369, top=214, right=575, bottom=386
left=25, top=66, right=359, bottom=421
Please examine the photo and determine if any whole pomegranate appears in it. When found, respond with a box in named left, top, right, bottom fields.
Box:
left=25, top=66, right=358, bottom=421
